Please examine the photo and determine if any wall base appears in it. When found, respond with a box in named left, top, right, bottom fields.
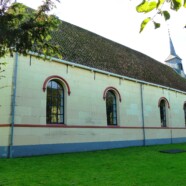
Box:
left=0, top=146, right=9, bottom=158
left=1, top=137, right=186, bottom=158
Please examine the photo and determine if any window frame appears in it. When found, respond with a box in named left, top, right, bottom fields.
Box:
left=183, top=102, right=186, bottom=127
left=158, top=97, right=170, bottom=128
left=159, top=99, right=167, bottom=127
left=103, top=87, right=121, bottom=126
left=47, top=80, right=65, bottom=124
left=43, top=75, right=71, bottom=125
left=106, top=90, right=118, bottom=126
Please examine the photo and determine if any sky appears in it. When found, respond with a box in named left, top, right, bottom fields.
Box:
left=17, top=0, right=186, bottom=71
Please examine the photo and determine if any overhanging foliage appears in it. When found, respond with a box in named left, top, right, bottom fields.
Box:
left=0, top=0, right=62, bottom=59
left=136, top=0, right=186, bottom=32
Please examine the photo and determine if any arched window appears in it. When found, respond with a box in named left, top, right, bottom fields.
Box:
left=159, top=99, right=167, bottom=127
left=158, top=97, right=170, bottom=127
left=47, top=80, right=64, bottom=124
left=183, top=103, right=186, bottom=126
left=106, top=90, right=117, bottom=125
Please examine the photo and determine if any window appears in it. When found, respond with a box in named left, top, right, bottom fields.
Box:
left=178, top=63, right=183, bottom=70
left=47, top=80, right=64, bottom=124
left=159, top=99, right=167, bottom=127
left=106, top=90, right=117, bottom=125
left=184, top=103, right=186, bottom=126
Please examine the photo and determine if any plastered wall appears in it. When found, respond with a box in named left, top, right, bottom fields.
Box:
left=0, top=127, right=10, bottom=146
left=0, top=57, right=14, bottom=151
left=1, top=55, right=186, bottom=151
left=0, top=57, right=14, bottom=124
left=10, top=55, right=186, bottom=128
left=13, top=127, right=143, bottom=146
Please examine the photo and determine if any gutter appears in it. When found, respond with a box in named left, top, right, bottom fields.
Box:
left=29, top=52, right=186, bottom=95
left=9, top=53, right=18, bottom=158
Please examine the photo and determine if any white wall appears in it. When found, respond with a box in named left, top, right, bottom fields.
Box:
left=0, top=56, right=14, bottom=124
left=1, top=55, right=186, bottom=151
left=10, top=55, right=186, bottom=128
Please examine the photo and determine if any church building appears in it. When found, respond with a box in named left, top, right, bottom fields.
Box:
left=1, top=21, right=186, bottom=158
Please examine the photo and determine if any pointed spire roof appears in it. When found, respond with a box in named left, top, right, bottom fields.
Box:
left=169, top=36, right=177, bottom=56
left=165, top=30, right=181, bottom=62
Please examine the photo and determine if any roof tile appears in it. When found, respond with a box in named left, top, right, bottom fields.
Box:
left=52, top=21, right=186, bottom=92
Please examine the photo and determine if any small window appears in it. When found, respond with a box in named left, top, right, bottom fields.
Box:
left=178, top=63, right=183, bottom=70
left=106, top=90, right=117, bottom=125
left=47, top=80, right=64, bottom=124
left=160, top=100, right=167, bottom=127
left=184, top=103, right=186, bottom=126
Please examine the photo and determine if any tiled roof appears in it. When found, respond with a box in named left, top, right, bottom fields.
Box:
left=52, top=21, right=186, bottom=92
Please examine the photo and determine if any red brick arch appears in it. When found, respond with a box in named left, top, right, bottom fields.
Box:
left=103, top=87, right=122, bottom=102
left=158, top=97, right=170, bottom=108
left=43, top=75, right=71, bottom=95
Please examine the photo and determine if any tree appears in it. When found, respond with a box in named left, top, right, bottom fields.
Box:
left=0, top=0, right=61, bottom=59
left=135, top=0, right=186, bottom=32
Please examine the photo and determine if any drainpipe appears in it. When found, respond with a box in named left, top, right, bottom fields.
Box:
left=140, top=84, right=146, bottom=146
left=170, top=129, right=173, bottom=144
left=8, top=0, right=18, bottom=158
left=9, top=53, right=18, bottom=158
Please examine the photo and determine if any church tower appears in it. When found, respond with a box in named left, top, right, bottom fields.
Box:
left=165, top=32, right=185, bottom=77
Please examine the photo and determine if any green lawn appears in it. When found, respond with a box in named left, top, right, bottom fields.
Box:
left=1, top=143, right=186, bottom=186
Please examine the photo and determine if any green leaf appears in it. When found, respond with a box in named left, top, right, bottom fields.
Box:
left=184, top=0, right=186, bottom=8
left=162, top=10, right=170, bottom=20
left=170, top=0, right=182, bottom=11
left=136, top=0, right=157, bottom=13
left=153, top=22, right=161, bottom=29
left=0, top=0, right=61, bottom=59
left=157, top=0, right=165, bottom=8
left=140, top=17, right=151, bottom=33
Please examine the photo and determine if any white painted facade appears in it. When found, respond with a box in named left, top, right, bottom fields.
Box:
left=1, top=55, right=186, bottom=158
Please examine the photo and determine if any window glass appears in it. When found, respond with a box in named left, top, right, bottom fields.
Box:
left=160, top=100, right=166, bottom=127
left=47, top=80, right=64, bottom=124
left=106, top=90, right=117, bottom=125
left=184, top=104, right=186, bottom=126
left=178, top=63, right=183, bottom=70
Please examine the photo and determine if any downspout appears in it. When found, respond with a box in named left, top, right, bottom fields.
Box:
left=9, top=53, right=18, bottom=158
left=140, top=84, right=146, bottom=146
left=8, top=0, right=18, bottom=158
left=170, top=129, right=173, bottom=144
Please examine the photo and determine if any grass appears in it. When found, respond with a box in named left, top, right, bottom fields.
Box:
left=1, top=143, right=186, bottom=186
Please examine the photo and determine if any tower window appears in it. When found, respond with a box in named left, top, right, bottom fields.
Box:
left=178, top=63, right=183, bottom=70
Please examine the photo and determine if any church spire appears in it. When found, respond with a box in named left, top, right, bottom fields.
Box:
left=165, top=29, right=185, bottom=77
left=168, top=30, right=177, bottom=57
left=166, top=29, right=181, bottom=60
